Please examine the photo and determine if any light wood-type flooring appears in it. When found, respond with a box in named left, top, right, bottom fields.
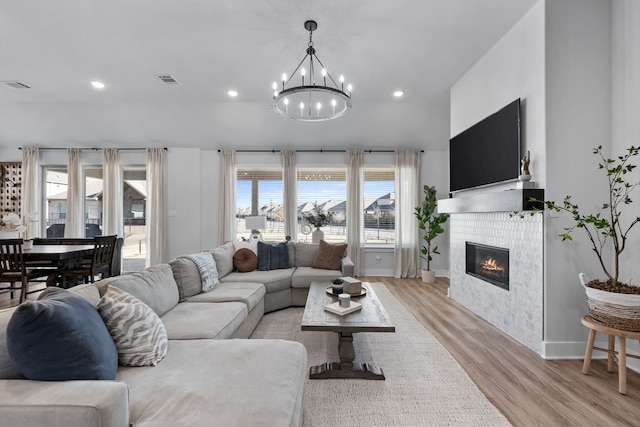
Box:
left=3, top=277, right=640, bottom=426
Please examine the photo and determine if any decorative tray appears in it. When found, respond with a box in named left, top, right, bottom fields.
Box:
left=326, top=285, right=367, bottom=297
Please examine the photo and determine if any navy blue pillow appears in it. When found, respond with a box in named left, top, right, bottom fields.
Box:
left=257, top=241, right=271, bottom=271
left=6, top=287, right=118, bottom=381
left=257, top=241, right=290, bottom=271
left=269, top=242, right=290, bottom=270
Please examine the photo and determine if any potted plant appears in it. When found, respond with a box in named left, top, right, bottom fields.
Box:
left=529, top=145, right=640, bottom=331
left=414, top=185, right=449, bottom=283
left=302, top=204, right=333, bottom=243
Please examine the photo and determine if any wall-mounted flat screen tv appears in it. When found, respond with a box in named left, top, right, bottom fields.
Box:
left=449, top=99, right=521, bottom=192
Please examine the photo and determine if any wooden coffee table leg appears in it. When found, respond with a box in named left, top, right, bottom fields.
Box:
left=308, top=332, right=386, bottom=380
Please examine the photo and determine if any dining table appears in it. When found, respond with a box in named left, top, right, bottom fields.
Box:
left=22, top=244, right=95, bottom=287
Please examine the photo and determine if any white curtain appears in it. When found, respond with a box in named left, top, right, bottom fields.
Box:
left=347, top=150, right=363, bottom=276
left=393, top=149, right=421, bottom=278
left=146, top=148, right=166, bottom=266
left=21, top=146, right=40, bottom=240
left=102, top=148, right=123, bottom=238
left=218, top=149, right=236, bottom=245
left=281, top=149, right=297, bottom=241
left=65, top=148, right=85, bottom=238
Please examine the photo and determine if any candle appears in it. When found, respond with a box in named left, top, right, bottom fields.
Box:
left=339, top=293, right=350, bottom=308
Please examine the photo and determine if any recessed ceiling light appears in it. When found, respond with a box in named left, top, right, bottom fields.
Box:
left=227, top=90, right=238, bottom=97
left=393, top=90, right=404, bottom=98
left=90, top=80, right=105, bottom=90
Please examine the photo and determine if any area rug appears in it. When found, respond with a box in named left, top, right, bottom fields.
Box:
left=250, top=282, right=512, bottom=427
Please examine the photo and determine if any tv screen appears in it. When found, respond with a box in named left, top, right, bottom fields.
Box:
left=449, top=99, right=521, bottom=192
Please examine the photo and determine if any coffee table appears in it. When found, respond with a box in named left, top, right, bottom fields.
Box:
left=301, top=281, right=395, bottom=380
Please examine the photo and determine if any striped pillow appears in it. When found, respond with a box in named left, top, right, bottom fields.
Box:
left=97, top=285, right=168, bottom=367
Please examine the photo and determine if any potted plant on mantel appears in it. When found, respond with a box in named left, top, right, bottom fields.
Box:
left=528, top=145, right=640, bottom=331
left=414, top=185, right=450, bottom=283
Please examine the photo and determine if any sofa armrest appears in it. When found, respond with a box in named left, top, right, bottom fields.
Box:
left=0, top=380, right=129, bottom=427
left=341, top=256, right=354, bottom=277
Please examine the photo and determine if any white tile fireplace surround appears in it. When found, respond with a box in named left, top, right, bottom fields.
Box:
left=449, top=212, right=543, bottom=353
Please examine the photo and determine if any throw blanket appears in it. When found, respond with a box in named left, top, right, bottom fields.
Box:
left=177, top=253, right=219, bottom=292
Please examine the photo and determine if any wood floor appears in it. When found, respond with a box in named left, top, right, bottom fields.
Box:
left=3, top=278, right=640, bottom=426
left=360, top=276, right=640, bottom=427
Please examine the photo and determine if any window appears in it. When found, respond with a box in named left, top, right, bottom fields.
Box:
left=84, top=168, right=103, bottom=237
left=236, top=168, right=284, bottom=241
left=44, top=168, right=68, bottom=237
left=123, top=167, right=147, bottom=273
left=297, top=167, right=346, bottom=243
left=363, top=168, right=395, bottom=244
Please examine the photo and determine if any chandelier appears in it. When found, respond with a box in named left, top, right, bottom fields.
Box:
left=272, top=20, right=352, bottom=122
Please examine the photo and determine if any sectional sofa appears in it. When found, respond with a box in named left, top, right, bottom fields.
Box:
left=0, top=240, right=351, bottom=427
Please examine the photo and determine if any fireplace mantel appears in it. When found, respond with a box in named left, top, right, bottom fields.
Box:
left=438, top=188, right=544, bottom=214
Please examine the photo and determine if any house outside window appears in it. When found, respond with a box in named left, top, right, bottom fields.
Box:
left=297, top=167, right=346, bottom=243
left=363, top=168, right=395, bottom=245
left=236, top=168, right=284, bottom=241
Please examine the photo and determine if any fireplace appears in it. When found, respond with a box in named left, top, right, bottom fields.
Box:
left=465, top=242, right=510, bottom=290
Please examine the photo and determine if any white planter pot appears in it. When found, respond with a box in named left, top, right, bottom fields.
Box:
left=421, top=269, right=436, bottom=283
left=312, top=228, right=324, bottom=243
left=579, top=273, right=640, bottom=332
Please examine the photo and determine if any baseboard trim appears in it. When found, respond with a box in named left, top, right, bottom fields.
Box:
left=542, top=340, right=640, bottom=373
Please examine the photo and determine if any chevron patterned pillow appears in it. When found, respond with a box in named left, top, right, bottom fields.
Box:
left=97, top=285, right=168, bottom=367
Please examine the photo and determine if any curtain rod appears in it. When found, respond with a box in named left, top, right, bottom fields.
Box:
left=217, top=149, right=424, bottom=153
left=18, top=147, right=167, bottom=151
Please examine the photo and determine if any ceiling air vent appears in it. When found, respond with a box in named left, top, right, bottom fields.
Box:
left=155, top=74, right=180, bottom=85
left=2, top=81, right=31, bottom=89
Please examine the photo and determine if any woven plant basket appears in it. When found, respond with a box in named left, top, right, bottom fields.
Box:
left=579, top=273, right=640, bottom=332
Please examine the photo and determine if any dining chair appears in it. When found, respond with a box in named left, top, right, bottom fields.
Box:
left=0, top=239, right=52, bottom=303
left=58, top=235, right=118, bottom=287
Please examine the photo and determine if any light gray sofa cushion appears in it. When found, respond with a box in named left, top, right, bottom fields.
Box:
left=186, top=282, right=265, bottom=312
left=291, top=266, right=343, bottom=288
left=208, top=242, right=235, bottom=277
left=0, top=380, right=129, bottom=427
left=220, top=268, right=293, bottom=293
left=95, top=264, right=179, bottom=317
left=294, top=243, right=318, bottom=267
left=168, top=257, right=202, bottom=301
left=160, top=301, right=247, bottom=340
left=0, top=309, right=23, bottom=379
left=117, top=339, right=307, bottom=427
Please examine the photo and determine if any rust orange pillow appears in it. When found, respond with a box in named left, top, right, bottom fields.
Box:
left=311, top=240, right=348, bottom=270
left=233, top=248, right=258, bottom=272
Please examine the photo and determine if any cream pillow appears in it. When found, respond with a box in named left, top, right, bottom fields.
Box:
left=97, top=285, right=168, bottom=367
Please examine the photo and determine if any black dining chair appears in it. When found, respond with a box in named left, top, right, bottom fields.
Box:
left=58, top=235, right=118, bottom=287
left=0, top=239, right=52, bottom=303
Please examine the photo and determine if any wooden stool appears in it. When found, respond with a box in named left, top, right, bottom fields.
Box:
left=581, top=315, right=640, bottom=394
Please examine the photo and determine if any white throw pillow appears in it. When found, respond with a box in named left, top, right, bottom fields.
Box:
left=97, top=285, right=168, bottom=367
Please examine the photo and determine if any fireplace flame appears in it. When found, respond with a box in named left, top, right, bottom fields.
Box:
left=481, top=257, right=505, bottom=273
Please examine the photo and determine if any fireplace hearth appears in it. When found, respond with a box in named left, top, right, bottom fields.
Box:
left=466, top=242, right=510, bottom=290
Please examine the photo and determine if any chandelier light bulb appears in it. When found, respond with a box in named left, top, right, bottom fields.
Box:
left=272, top=82, right=277, bottom=90
left=284, top=98, right=289, bottom=105
left=322, top=68, right=327, bottom=86
left=301, top=68, right=306, bottom=76
left=331, top=99, right=337, bottom=114
left=282, top=73, right=287, bottom=82
left=347, top=84, right=353, bottom=95
left=316, top=102, right=322, bottom=117
left=299, top=102, right=304, bottom=117
left=284, top=97, right=289, bottom=113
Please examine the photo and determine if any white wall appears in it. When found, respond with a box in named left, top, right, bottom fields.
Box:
left=451, top=1, right=546, bottom=189
left=611, top=0, right=640, bottom=369
left=543, top=0, right=612, bottom=356
left=450, top=0, right=618, bottom=357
